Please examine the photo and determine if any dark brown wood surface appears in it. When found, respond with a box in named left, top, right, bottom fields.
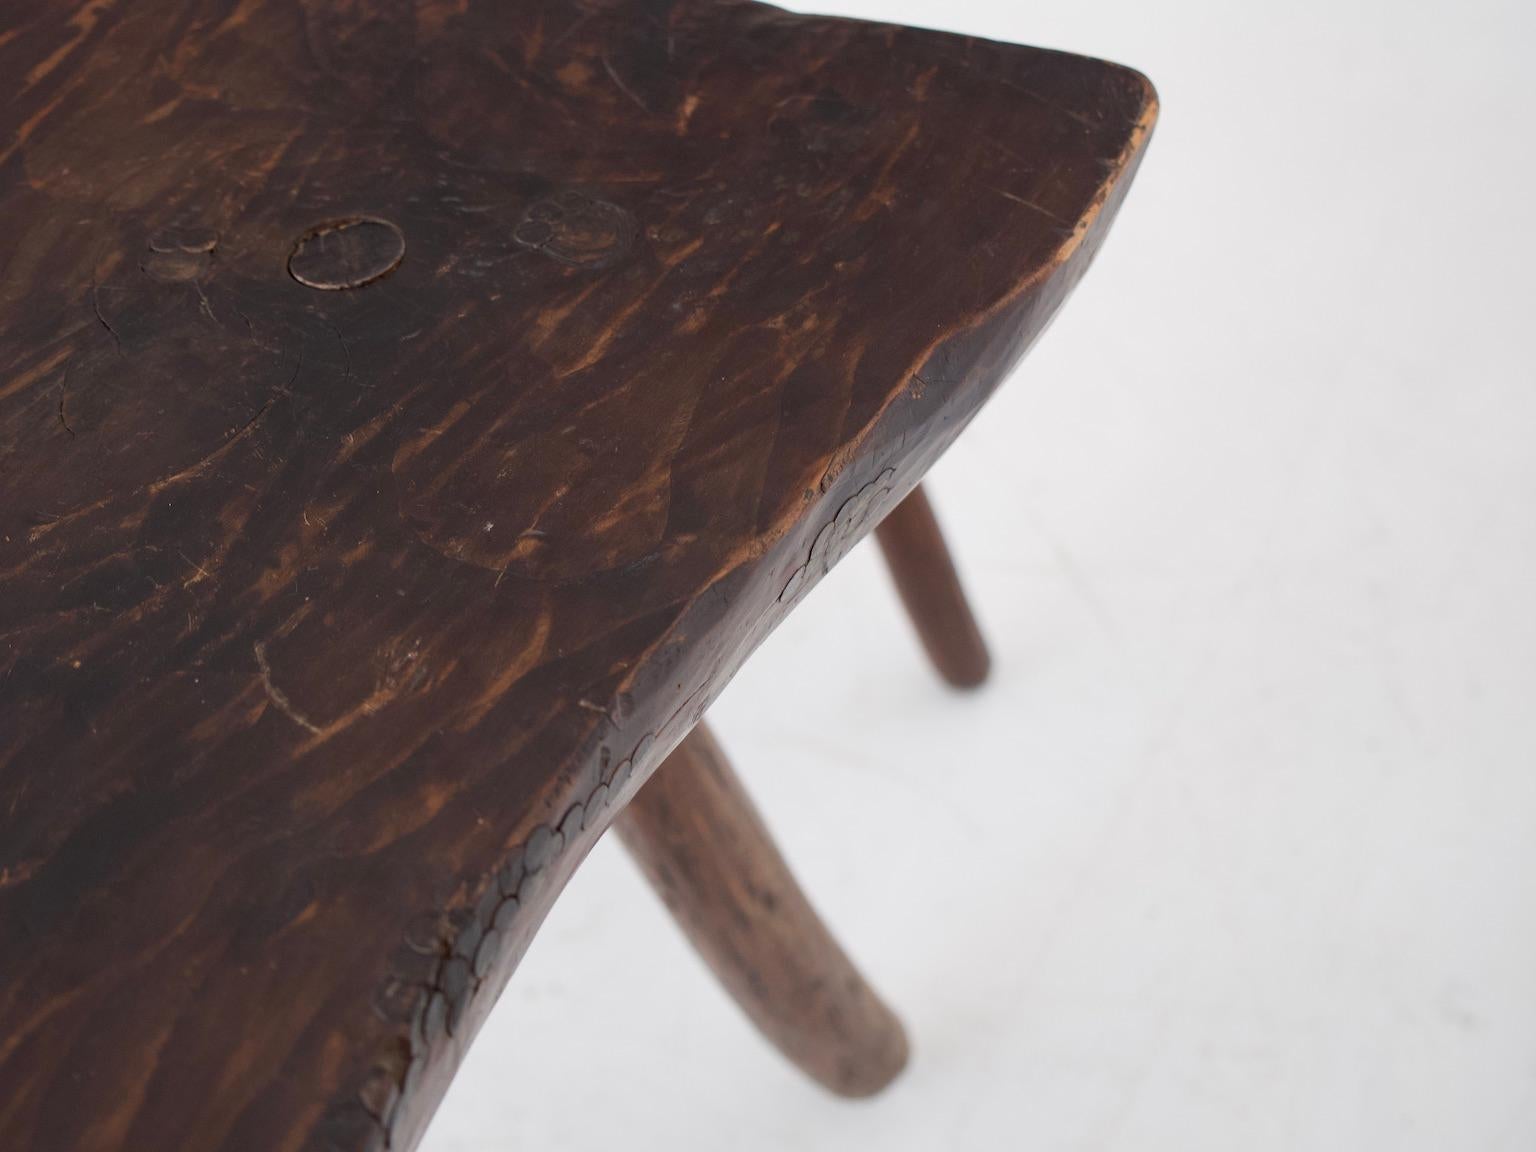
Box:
left=0, top=2, right=1156, bottom=1149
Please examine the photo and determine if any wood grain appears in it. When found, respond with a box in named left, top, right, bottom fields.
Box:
left=0, top=1, right=1156, bottom=1148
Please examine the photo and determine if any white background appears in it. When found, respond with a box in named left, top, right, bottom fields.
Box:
left=423, top=0, right=1536, bottom=1148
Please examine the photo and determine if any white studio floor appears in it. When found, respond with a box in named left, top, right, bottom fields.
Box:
left=421, top=1, right=1536, bottom=1149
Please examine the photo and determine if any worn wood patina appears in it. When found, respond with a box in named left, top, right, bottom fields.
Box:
left=0, top=1, right=1156, bottom=1149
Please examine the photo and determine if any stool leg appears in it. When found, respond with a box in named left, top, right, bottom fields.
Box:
left=874, top=483, right=991, bottom=688
left=614, top=723, right=908, bottom=1098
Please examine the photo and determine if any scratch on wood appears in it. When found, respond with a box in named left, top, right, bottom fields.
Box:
left=985, top=185, right=1068, bottom=224
left=322, top=320, right=353, bottom=386
left=57, top=364, right=74, bottom=437
left=253, top=640, right=324, bottom=734
left=178, top=550, right=213, bottom=586
left=601, top=51, right=649, bottom=113
left=91, top=283, right=121, bottom=353
left=145, top=398, right=272, bottom=496
left=6, top=778, right=27, bottom=820
left=193, top=281, right=218, bottom=324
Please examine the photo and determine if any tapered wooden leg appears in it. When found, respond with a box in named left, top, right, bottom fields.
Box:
left=614, top=723, right=909, bottom=1098
left=875, top=483, right=991, bottom=688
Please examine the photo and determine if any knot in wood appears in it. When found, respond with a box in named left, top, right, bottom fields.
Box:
left=513, top=190, right=635, bottom=269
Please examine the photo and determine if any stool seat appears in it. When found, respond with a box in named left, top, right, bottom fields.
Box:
left=0, top=2, right=1155, bottom=1149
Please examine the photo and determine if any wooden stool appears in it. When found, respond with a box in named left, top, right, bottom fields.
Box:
left=0, top=2, right=1156, bottom=1149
